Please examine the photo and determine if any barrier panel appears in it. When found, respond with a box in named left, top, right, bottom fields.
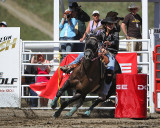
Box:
left=21, top=39, right=154, bottom=113
left=115, top=74, right=147, bottom=118
left=153, top=45, right=160, bottom=112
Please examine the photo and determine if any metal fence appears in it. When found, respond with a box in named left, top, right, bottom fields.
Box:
left=21, top=39, right=154, bottom=113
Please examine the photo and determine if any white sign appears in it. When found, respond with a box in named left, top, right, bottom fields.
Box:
left=0, top=27, right=21, bottom=107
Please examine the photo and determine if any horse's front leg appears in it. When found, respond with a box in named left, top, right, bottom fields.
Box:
left=51, top=80, right=70, bottom=109
left=53, top=92, right=82, bottom=118
left=65, top=95, right=86, bottom=117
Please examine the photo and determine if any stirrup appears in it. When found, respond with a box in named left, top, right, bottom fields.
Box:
left=60, top=65, right=72, bottom=73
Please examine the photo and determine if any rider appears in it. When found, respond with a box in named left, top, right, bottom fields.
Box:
left=97, top=16, right=119, bottom=100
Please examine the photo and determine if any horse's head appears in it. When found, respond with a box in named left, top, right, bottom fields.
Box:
left=84, top=34, right=99, bottom=60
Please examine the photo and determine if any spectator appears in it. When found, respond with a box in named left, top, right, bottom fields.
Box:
left=24, top=57, right=38, bottom=107
left=59, top=8, right=78, bottom=61
left=0, top=21, right=7, bottom=27
left=80, top=10, right=101, bottom=42
left=121, top=3, right=142, bottom=52
left=69, top=2, right=90, bottom=52
left=31, top=54, right=51, bottom=107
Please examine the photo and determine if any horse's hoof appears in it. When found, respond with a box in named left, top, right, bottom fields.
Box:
left=53, top=111, right=60, bottom=118
left=51, top=97, right=58, bottom=109
left=83, top=110, right=91, bottom=117
left=65, top=112, right=72, bottom=117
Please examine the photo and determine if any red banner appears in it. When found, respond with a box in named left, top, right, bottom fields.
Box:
left=116, top=53, right=137, bottom=74
left=30, top=53, right=137, bottom=99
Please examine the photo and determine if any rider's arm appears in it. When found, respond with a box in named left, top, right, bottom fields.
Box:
left=109, top=31, right=119, bottom=50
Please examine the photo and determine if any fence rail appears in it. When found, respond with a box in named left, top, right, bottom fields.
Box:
left=21, top=39, right=154, bottom=112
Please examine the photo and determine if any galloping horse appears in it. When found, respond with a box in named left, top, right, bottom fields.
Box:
left=52, top=35, right=121, bottom=118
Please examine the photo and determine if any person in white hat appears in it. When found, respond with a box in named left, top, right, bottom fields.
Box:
left=0, top=21, right=7, bottom=27
left=121, top=3, right=142, bottom=52
left=80, top=10, right=101, bottom=42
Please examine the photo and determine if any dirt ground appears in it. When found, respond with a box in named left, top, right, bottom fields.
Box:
left=0, top=108, right=160, bottom=128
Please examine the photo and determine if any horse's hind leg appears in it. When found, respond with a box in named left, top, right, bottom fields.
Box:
left=65, top=95, right=86, bottom=117
left=53, top=92, right=82, bottom=118
left=83, top=98, right=104, bottom=117
left=51, top=80, right=70, bottom=109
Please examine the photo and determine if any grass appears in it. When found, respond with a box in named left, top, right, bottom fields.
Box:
left=0, top=6, right=52, bottom=40
left=14, top=0, right=54, bottom=24
left=13, top=1, right=154, bottom=27
left=1, top=0, right=155, bottom=40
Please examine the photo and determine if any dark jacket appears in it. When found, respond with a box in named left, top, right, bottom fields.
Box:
left=75, top=10, right=90, bottom=40
left=77, top=10, right=90, bottom=22
left=24, top=65, right=37, bottom=84
left=98, top=28, right=119, bottom=54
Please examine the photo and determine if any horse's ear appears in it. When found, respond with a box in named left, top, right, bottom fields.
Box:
left=97, top=32, right=105, bottom=41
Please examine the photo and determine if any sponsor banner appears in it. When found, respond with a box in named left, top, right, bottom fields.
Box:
left=0, top=28, right=20, bottom=107
left=116, top=53, right=137, bottom=74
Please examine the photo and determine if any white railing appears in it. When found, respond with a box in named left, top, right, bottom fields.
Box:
left=21, top=39, right=154, bottom=112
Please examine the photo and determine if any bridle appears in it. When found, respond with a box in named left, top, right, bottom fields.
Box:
left=82, top=36, right=100, bottom=81
left=84, top=36, right=100, bottom=61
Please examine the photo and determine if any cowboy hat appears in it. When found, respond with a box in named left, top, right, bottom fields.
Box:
left=127, top=3, right=140, bottom=12
left=69, top=2, right=81, bottom=8
left=101, top=16, right=117, bottom=25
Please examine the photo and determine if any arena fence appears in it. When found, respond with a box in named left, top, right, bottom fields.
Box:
left=21, top=38, right=154, bottom=113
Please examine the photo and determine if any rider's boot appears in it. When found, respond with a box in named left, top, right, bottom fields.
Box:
left=60, top=63, right=79, bottom=73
